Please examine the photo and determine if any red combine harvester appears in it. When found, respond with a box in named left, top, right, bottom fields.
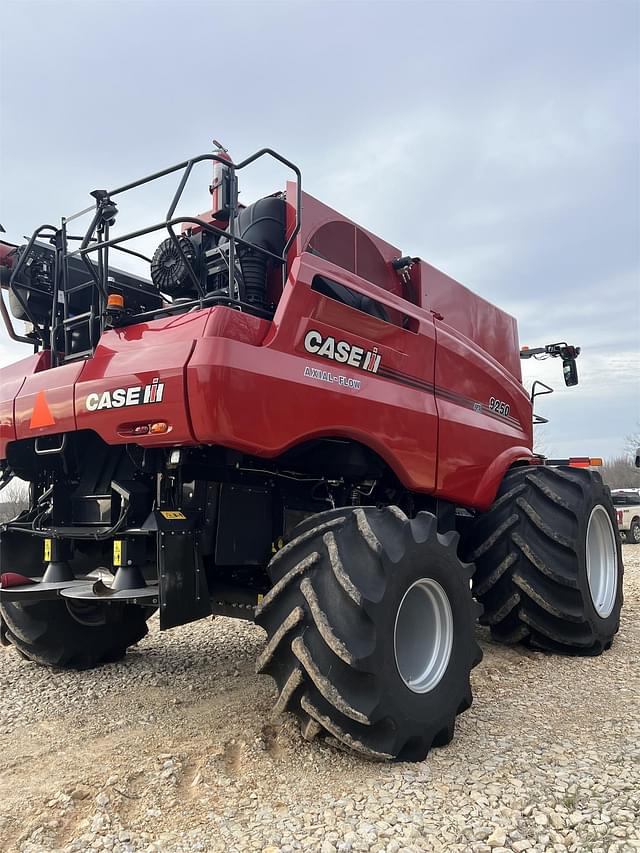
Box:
left=0, top=145, right=623, bottom=760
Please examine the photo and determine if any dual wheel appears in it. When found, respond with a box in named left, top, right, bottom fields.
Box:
left=257, top=467, right=623, bottom=760
left=1, top=467, right=623, bottom=762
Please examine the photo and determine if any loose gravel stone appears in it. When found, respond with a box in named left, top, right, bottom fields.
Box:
left=0, top=546, right=638, bottom=853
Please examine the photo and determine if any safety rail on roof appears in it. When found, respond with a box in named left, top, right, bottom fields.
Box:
left=1, top=149, right=302, bottom=366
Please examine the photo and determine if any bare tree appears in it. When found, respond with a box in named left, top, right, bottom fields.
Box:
left=533, top=426, right=552, bottom=457
left=0, top=479, right=29, bottom=524
left=600, top=456, right=640, bottom=489
left=624, top=423, right=640, bottom=461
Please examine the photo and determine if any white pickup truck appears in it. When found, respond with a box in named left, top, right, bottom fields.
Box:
left=612, top=489, right=640, bottom=544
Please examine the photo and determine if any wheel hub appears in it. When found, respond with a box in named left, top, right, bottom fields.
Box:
left=586, top=505, right=618, bottom=618
left=394, top=578, right=454, bottom=693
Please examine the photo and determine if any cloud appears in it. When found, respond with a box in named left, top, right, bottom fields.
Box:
left=0, top=0, right=638, bottom=460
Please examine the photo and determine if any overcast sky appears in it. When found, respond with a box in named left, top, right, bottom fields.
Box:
left=1, top=0, right=638, bottom=459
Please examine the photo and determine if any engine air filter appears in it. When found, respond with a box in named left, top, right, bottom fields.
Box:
left=150, top=235, right=197, bottom=296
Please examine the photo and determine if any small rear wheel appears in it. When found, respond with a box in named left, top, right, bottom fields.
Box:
left=627, top=519, right=640, bottom=545
left=0, top=598, right=151, bottom=669
left=255, top=506, right=482, bottom=761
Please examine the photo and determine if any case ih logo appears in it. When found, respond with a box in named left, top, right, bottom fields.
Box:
left=85, top=378, right=165, bottom=412
left=304, top=330, right=381, bottom=374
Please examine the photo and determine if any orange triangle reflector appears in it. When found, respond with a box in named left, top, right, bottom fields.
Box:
left=30, top=390, right=55, bottom=429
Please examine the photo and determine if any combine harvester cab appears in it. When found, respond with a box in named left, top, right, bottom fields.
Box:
left=0, top=144, right=623, bottom=760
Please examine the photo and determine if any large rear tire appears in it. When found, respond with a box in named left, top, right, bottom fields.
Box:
left=0, top=598, right=151, bottom=669
left=465, top=466, right=623, bottom=655
left=255, top=506, right=482, bottom=761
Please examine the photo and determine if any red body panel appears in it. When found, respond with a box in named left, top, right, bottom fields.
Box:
left=0, top=352, right=45, bottom=455
left=433, top=320, right=532, bottom=508
left=420, top=262, right=522, bottom=381
left=188, top=256, right=439, bottom=491
left=15, top=355, right=83, bottom=440
left=74, top=310, right=213, bottom=447
left=288, top=184, right=404, bottom=299
left=0, top=188, right=535, bottom=509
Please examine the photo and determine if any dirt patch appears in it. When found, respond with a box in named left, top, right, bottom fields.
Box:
left=1, top=547, right=638, bottom=853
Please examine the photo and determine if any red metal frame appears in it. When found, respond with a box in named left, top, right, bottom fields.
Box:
left=0, top=187, right=534, bottom=510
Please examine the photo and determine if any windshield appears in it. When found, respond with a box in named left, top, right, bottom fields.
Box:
left=612, top=494, right=639, bottom=506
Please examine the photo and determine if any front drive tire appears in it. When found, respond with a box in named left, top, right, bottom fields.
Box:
left=255, top=507, right=482, bottom=761
left=465, top=466, right=623, bottom=655
left=0, top=599, right=151, bottom=669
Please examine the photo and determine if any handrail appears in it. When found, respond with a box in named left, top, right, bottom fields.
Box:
left=530, top=380, right=554, bottom=426
left=5, top=225, right=58, bottom=348
left=64, top=149, right=302, bottom=270
left=2, top=148, right=302, bottom=361
left=71, top=216, right=285, bottom=264
left=0, top=283, right=33, bottom=345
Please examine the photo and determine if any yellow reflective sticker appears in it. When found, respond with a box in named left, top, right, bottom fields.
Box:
left=257, top=593, right=264, bottom=606
left=113, top=540, right=122, bottom=567
left=44, top=539, right=52, bottom=562
left=160, top=510, right=186, bottom=520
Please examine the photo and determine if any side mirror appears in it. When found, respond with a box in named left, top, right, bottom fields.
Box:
left=563, top=357, right=579, bottom=387
left=635, top=447, right=640, bottom=468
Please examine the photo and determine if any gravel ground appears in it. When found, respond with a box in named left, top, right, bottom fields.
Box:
left=0, top=545, right=638, bottom=853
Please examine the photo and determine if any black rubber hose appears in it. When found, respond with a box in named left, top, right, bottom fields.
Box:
left=240, top=253, right=269, bottom=306
left=234, top=197, right=286, bottom=308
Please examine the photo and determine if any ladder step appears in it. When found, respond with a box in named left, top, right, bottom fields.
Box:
left=62, top=311, right=92, bottom=326
left=61, top=351, right=93, bottom=362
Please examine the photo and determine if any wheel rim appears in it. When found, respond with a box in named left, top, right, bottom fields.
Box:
left=586, top=505, right=618, bottom=618
left=394, top=578, right=454, bottom=693
left=633, top=524, right=640, bottom=543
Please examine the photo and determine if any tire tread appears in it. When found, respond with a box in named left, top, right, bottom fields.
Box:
left=466, top=466, right=623, bottom=656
